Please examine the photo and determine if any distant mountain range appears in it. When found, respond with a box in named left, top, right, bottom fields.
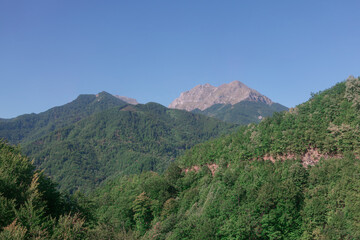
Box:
left=0, top=81, right=288, bottom=192
left=0, top=92, right=235, bottom=193
left=91, top=76, right=360, bottom=239
left=169, top=81, right=288, bottom=124
left=2, top=77, right=360, bottom=239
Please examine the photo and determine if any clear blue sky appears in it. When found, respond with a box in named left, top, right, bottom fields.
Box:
left=1, top=0, right=359, bottom=118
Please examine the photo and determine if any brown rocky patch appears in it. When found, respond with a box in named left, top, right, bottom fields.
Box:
left=184, top=164, right=219, bottom=176
left=262, top=148, right=343, bottom=167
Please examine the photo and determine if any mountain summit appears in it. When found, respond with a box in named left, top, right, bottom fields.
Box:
left=169, top=81, right=273, bottom=111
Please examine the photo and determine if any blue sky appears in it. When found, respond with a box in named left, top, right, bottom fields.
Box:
left=1, top=0, right=359, bottom=118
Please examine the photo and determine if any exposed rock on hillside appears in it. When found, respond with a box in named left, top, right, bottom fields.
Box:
left=169, top=81, right=273, bottom=111
left=114, top=95, right=138, bottom=105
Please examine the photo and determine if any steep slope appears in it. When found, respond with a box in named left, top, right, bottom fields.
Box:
left=90, top=76, right=360, bottom=239
left=22, top=102, right=236, bottom=193
left=0, top=91, right=128, bottom=144
left=0, top=140, right=87, bottom=239
left=169, top=81, right=288, bottom=124
left=92, top=149, right=360, bottom=240
left=169, top=81, right=273, bottom=111
left=180, top=76, right=360, bottom=168
left=193, top=101, right=288, bottom=124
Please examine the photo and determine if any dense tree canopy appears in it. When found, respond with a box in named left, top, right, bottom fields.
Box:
left=180, top=78, right=360, bottom=168
left=89, top=77, right=360, bottom=239
left=1, top=77, right=360, bottom=239
left=0, top=140, right=90, bottom=239
left=22, top=102, right=235, bottom=193
left=0, top=92, right=128, bottom=145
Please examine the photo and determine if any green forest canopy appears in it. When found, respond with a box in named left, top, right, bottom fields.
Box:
left=1, top=76, right=360, bottom=239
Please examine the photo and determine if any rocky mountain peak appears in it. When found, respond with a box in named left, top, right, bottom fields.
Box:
left=169, top=81, right=273, bottom=111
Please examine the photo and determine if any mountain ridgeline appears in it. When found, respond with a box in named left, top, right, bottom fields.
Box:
left=0, top=93, right=236, bottom=193
left=90, top=76, right=360, bottom=239
left=169, top=81, right=288, bottom=124
left=0, top=92, right=128, bottom=144
left=180, top=76, right=360, bottom=168
left=1, top=77, right=360, bottom=239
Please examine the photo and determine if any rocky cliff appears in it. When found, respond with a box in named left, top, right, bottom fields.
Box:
left=169, top=81, right=272, bottom=111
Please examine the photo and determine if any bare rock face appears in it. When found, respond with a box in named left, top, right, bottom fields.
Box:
left=114, top=95, right=139, bottom=105
left=169, top=81, right=272, bottom=111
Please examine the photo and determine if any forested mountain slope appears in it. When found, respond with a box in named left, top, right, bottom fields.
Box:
left=0, top=140, right=141, bottom=239
left=2, top=77, right=360, bottom=239
left=0, top=140, right=84, bottom=239
left=192, top=101, right=288, bottom=124
left=22, top=102, right=236, bottom=193
left=180, top=76, right=360, bottom=168
left=0, top=91, right=128, bottom=144
left=90, top=76, right=360, bottom=239
left=92, top=155, right=360, bottom=239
